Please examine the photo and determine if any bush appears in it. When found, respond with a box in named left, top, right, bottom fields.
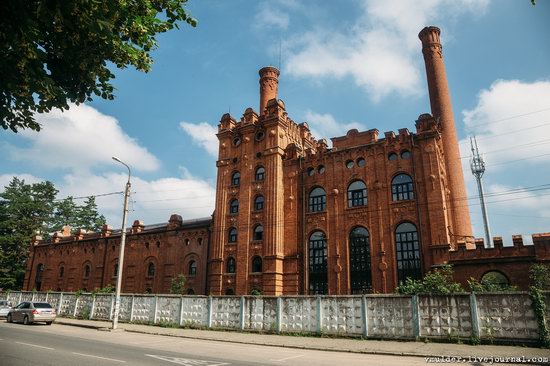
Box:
left=170, top=274, right=187, bottom=295
left=92, top=284, right=115, bottom=294
left=395, top=265, right=464, bottom=295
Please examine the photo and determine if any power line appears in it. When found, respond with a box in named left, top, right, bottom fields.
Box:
left=473, top=121, right=550, bottom=141
left=465, top=106, right=550, bottom=128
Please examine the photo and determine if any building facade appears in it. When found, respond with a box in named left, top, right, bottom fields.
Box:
left=24, top=26, right=550, bottom=295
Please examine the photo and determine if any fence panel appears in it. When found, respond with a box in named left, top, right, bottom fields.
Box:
left=211, top=297, right=240, bottom=329
left=132, top=296, right=156, bottom=323
left=418, top=294, right=472, bottom=338
left=321, top=296, right=363, bottom=335
left=93, top=294, right=113, bottom=320
left=156, top=296, right=181, bottom=324
left=280, top=297, right=317, bottom=333
left=180, top=297, right=208, bottom=327
left=367, top=295, right=414, bottom=338
left=243, top=296, right=277, bottom=331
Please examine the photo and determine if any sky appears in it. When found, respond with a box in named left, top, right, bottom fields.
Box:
left=1, top=0, right=550, bottom=244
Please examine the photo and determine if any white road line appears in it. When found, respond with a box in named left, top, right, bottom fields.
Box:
left=270, top=354, right=305, bottom=362
left=15, top=341, right=55, bottom=350
left=72, top=352, right=127, bottom=363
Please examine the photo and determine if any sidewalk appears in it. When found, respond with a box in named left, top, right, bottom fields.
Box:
left=55, top=318, right=550, bottom=362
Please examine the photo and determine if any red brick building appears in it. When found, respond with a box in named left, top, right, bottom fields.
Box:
left=24, top=26, right=550, bottom=295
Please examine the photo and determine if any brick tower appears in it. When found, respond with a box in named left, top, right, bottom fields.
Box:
left=418, top=26, right=473, bottom=243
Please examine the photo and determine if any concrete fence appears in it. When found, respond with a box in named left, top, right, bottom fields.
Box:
left=3, top=291, right=549, bottom=343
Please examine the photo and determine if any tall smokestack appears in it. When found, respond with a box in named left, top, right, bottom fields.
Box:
left=419, top=26, right=473, bottom=241
left=259, top=66, right=280, bottom=116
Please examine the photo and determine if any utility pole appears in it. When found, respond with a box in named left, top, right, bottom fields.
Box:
left=470, top=136, right=492, bottom=248
left=111, top=156, right=131, bottom=329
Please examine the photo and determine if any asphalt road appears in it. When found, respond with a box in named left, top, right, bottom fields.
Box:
left=0, top=322, right=529, bottom=366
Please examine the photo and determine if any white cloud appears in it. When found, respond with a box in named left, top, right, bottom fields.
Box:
left=254, top=3, right=290, bottom=30
left=460, top=79, right=550, bottom=168
left=304, top=111, right=363, bottom=142
left=283, top=0, right=490, bottom=100
left=179, top=121, right=218, bottom=158
left=57, top=171, right=216, bottom=228
left=8, top=104, right=160, bottom=172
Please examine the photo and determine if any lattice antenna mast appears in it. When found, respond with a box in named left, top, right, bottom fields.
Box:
left=470, top=136, right=492, bottom=248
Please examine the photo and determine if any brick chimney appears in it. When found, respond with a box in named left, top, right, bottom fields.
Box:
left=419, top=26, right=473, bottom=241
left=259, top=66, right=280, bottom=116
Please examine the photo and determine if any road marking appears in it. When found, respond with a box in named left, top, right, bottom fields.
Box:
left=15, top=341, right=54, bottom=350
left=72, top=352, right=127, bottom=363
left=271, top=354, right=305, bottom=362
left=130, top=339, right=173, bottom=345
left=145, top=354, right=230, bottom=365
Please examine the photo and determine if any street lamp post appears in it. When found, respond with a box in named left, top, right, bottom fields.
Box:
left=111, top=156, right=131, bottom=330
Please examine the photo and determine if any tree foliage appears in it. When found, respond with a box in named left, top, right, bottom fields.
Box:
left=395, top=265, right=465, bottom=295
left=170, top=273, right=187, bottom=295
left=0, top=177, right=106, bottom=290
left=1, top=0, right=196, bottom=133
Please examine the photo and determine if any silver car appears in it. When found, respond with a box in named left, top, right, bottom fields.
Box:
left=0, top=300, right=12, bottom=318
left=7, top=301, right=56, bottom=325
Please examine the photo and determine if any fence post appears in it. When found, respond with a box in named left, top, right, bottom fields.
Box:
left=239, top=296, right=246, bottom=330
left=179, top=296, right=185, bottom=326
left=412, top=295, right=420, bottom=339
left=207, top=296, right=213, bottom=328
left=90, top=294, right=96, bottom=320
left=361, top=296, right=369, bottom=338
left=57, top=293, right=63, bottom=315
left=316, top=296, right=323, bottom=334
left=31, top=292, right=36, bottom=302
left=153, top=295, right=158, bottom=324
left=73, top=295, right=79, bottom=318
left=130, top=295, right=135, bottom=322
left=45, top=292, right=49, bottom=302
left=18, top=292, right=22, bottom=305
left=470, top=293, right=481, bottom=339
left=276, top=297, right=283, bottom=334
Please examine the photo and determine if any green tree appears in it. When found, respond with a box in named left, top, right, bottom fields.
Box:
left=76, top=196, right=106, bottom=232
left=170, top=274, right=187, bottom=295
left=1, top=0, right=196, bottom=133
left=0, top=177, right=57, bottom=290
left=51, top=196, right=79, bottom=233
left=395, top=265, right=465, bottom=295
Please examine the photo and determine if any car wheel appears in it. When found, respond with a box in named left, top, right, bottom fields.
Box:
left=7, top=314, right=12, bottom=323
left=23, top=315, right=30, bottom=325
left=46, top=322, right=52, bottom=325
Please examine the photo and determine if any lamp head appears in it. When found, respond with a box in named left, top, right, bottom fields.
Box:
left=112, top=156, right=122, bottom=163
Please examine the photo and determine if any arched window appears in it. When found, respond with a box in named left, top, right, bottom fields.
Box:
left=254, top=195, right=264, bottom=211
left=253, top=224, right=264, bottom=241
left=255, top=166, right=265, bottom=181
left=395, top=222, right=421, bottom=283
left=347, top=180, right=367, bottom=207
left=349, top=227, right=372, bottom=294
left=35, top=263, right=44, bottom=291
left=309, top=231, right=328, bottom=294
left=113, top=262, right=118, bottom=277
left=84, top=265, right=91, bottom=279
left=225, top=288, right=235, bottom=295
left=187, top=288, right=195, bottom=295
left=252, top=256, right=262, bottom=273
left=188, top=260, right=197, bottom=276
left=226, top=257, right=236, bottom=274
left=392, top=174, right=414, bottom=201
left=388, top=152, right=398, bottom=161
left=229, top=199, right=239, bottom=214
left=59, top=266, right=65, bottom=278
left=231, top=171, right=240, bottom=186
left=308, top=187, right=326, bottom=212
left=481, top=271, right=510, bottom=290
left=228, top=227, right=237, bottom=243
left=401, top=150, right=411, bottom=159
left=147, top=262, right=155, bottom=277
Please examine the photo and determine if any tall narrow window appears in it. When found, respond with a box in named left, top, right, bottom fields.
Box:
left=255, top=166, right=265, bottom=181
left=35, top=263, right=44, bottom=291
left=395, top=222, right=421, bottom=283
left=253, top=224, right=264, bottom=241
left=59, top=266, right=65, bottom=278
left=229, top=199, right=239, bottom=214
left=113, top=263, right=119, bottom=277
left=188, top=260, right=197, bottom=276
left=228, top=227, right=237, bottom=243
left=226, top=257, right=236, bottom=274
left=84, top=265, right=91, bottom=279
left=392, top=174, right=414, bottom=201
left=147, top=262, right=155, bottom=277
left=231, top=171, right=240, bottom=186
left=308, top=231, right=328, bottom=295
left=251, top=256, right=262, bottom=273
left=308, top=187, right=326, bottom=212
left=254, top=195, right=264, bottom=211
left=349, top=227, right=372, bottom=294
left=347, top=180, right=367, bottom=207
